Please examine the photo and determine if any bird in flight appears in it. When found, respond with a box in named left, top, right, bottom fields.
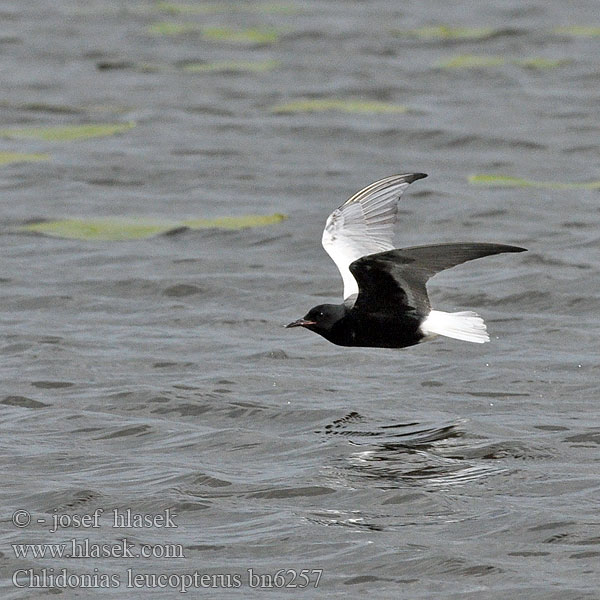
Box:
left=286, top=173, right=526, bottom=348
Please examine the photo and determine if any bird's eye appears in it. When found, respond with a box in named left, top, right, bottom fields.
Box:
left=318, top=311, right=324, bottom=317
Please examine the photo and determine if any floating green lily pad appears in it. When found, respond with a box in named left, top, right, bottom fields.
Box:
left=437, top=55, right=507, bottom=68
left=19, top=214, right=286, bottom=241
left=22, top=220, right=166, bottom=240
left=183, top=215, right=286, bottom=229
left=155, top=1, right=214, bottom=13
left=155, top=1, right=298, bottom=14
left=182, top=60, right=279, bottom=73
left=469, top=174, right=600, bottom=190
left=516, top=57, right=571, bottom=69
left=148, top=22, right=281, bottom=43
left=397, top=26, right=499, bottom=40
left=0, top=152, right=50, bottom=165
left=0, top=122, right=135, bottom=141
left=271, top=99, right=408, bottom=114
left=553, top=26, right=600, bottom=36
left=437, top=54, right=571, bottom=69
left=147, top=21, right=198, bottom=35
left=202, top=27, right=280, bottom=44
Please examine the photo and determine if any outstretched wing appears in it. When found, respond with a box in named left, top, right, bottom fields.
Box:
left=321, top=173, right=427, bottom=300
left=349, top=243, right=526, bottom=316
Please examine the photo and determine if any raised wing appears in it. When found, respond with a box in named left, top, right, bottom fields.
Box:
left=349, top=243, right=526, bottom=316
left=321, top=173, right=427, bottom=300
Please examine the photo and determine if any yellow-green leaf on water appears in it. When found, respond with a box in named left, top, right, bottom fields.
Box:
left=0, top=122, right=135, bottom=142
left=19, top=214, right=286, bottom=241
left=271, top=99, right=408, bottom=114
left=155, top=1, right=215, bottom=13
left=147, top=21, right=198, bottom=35
left=437, top=55, right=507, bottom=68
left=553, top=26, right=600, bottom=36
left=397, top=26, right=498, bottom=40
left=183, top=214, right=286, bottom=230
left=21, top=220, right=165, bottom=241
left=0, top=152, right=50, bottom=166
left=155, top=1, right=203, bottom=13
left=155, top=1, right=299, bottom=14
left=437, top=54, right=571, bottom=69
left=468, top=174, right=600, bottom=190
left=202, top=27, right=280, bottom=44
left=515, top=57, right=571, bottom=69
left=147, top=23, right=281, bottom=43
left=182, top=60, right=279, bottom=73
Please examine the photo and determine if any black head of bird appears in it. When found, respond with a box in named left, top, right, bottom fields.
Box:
left=286, top=303, right=347, bottom=339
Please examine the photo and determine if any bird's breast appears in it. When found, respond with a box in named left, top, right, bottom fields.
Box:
left=331, top=312, right=423, bottom=349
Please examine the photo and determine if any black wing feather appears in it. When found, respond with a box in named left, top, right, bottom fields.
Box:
left=349, top=243, right=526, bottom=316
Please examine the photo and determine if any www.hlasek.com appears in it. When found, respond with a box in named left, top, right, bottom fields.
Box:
left=12, top=568, right=324, bottom=591
left=12, top=538, right=184, bottom=560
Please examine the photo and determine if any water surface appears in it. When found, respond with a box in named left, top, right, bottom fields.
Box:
left=1, top=1, right=599, bottom=597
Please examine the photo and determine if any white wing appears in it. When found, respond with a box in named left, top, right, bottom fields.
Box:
left=321, top=173, right=427, bottom=300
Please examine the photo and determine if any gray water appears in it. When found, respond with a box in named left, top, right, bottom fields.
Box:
left=1, top=1, right=600, bottom=598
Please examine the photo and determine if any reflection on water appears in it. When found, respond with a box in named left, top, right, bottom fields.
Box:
left=323, top=414, right=510, bottom=488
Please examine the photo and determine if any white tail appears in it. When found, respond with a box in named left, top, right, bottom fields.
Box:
left=420, top=310, right=490, bottom=344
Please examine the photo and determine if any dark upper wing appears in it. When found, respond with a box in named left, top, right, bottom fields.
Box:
left=348, top=243, right=526, bottom=316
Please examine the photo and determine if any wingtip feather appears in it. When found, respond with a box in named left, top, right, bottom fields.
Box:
left=405, top=172, right=428, bottom=183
